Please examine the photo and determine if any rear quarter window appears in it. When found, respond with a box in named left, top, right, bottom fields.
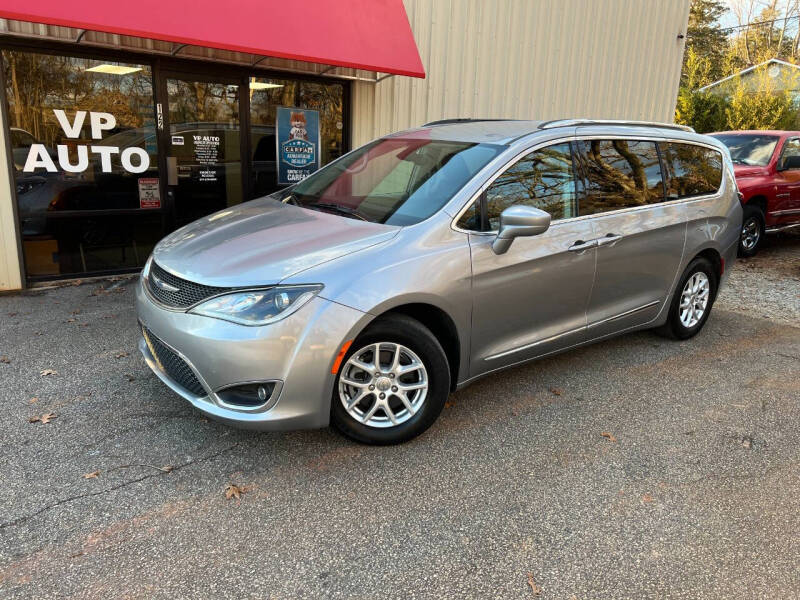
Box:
left=660, top=142, right=723, bottom=199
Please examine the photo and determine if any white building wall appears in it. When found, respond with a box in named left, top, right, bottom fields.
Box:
left=352, top=0, right=691, bottom=146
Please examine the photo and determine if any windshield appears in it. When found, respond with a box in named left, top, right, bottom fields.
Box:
left=711, top=134, right=779, bottom=166
left=284, top=138, right=504, bottom=225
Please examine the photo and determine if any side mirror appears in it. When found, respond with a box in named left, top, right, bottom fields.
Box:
left=491, top=205, right=551, bottom=254
left=779, top=155, right=800, bottom=171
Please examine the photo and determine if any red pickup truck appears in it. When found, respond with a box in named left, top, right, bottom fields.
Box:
left=711, top=131, right=800, bottom=256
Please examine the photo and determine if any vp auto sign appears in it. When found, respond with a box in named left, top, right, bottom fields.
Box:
left=22, top=110, right=150, bottom=174
left=276, top=107, right=320, bottom=185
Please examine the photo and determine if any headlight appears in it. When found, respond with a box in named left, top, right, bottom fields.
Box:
left=188, top=285, right=323, bottom=326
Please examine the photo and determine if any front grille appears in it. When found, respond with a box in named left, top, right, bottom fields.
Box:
left=147, top=262, right=229, bottom=308
left=141, top=325, right=206, bottom=397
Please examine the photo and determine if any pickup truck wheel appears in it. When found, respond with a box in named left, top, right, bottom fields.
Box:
left=738, top=205, right=765, bottom=257
left=331, top=314, right=450, bottom=445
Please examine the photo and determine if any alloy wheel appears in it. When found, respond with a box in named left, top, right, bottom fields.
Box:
left=679, top=272, right=710, bottom=328
left=338, top=342, right=428, bottom=428
left=741, top=217, right=760, bottom=251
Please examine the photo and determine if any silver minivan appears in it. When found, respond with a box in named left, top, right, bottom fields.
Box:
left=136, top=119, right=741, bottom=444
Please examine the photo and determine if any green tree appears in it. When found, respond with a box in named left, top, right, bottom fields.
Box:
left=683, top=0, right=729, bottom=85
left=675, top=47, right=730, bottom=132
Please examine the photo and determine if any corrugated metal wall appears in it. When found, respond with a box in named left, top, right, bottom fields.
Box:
left=353, top=0, right=691, bottom=146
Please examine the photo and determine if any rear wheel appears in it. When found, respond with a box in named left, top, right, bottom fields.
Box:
left=331, top=314, right=450, bottom=445
left=657, top=257, right=717, bottom=340
left=738, top=204, right=765, bottom=257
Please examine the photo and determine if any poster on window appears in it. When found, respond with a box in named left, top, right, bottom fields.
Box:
left=276, top=107, right=320, bottom=185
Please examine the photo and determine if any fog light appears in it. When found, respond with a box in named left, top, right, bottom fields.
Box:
left=217, top=382, right=276, bottom=407
left=274, top=292, right=290, bottom=311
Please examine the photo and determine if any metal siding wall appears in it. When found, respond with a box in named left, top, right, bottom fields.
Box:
left=0, top=104, right=22, bottom=291
left=352, top=0, right=691, bottom=146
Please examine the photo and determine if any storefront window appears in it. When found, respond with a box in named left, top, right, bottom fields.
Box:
left=3, top=50, right=160, bottom=279
left=248, top=77, right=343, bottom=198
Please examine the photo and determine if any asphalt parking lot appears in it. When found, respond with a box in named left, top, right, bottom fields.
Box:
left=1, top=234, right=798, bottom=599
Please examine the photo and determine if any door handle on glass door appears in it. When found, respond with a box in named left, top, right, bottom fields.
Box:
left=567, top=239, right=598, bottom=252
left=596, top=234, right=623, bottom=247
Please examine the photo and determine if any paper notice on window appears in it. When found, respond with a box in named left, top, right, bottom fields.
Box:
left=138, top=178, right=161, bottom=209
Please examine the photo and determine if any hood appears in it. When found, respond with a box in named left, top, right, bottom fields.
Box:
left=733, top=164, right=769, bottom=179
left=152, top=198, right=399, bottom=287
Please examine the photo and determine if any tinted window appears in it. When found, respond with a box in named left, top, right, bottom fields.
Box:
left=577, top=140, right=664, bottom=216
left=484, top=142, right=577, bottom=230
left=290, top=139, right=504, bottom=226
left=456, top=198, right=481, bottom=231
left=661, top=143, right=722, bottom=199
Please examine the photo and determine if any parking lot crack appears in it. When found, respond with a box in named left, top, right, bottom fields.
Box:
left=0, top=442, right=240, bottom=530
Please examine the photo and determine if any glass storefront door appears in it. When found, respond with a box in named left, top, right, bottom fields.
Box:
left=164, top=76, right=243, bottom=227
left=3, top=45, right=349, bottom=282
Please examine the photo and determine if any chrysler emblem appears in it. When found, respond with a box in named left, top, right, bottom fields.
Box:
left=151, top=273, right=179, bottom=293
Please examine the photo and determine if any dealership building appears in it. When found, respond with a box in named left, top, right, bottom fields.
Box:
left=0, top=0, right=690, bottom=291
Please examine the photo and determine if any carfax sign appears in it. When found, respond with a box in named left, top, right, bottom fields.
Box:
left=276, top=106, right=320, bottom=185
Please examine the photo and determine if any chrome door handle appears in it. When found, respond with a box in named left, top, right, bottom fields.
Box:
left=596, top=234, right=623, bottom=247
left=567, top=239, right=598, bottom=252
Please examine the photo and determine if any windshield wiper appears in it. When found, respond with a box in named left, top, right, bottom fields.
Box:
left=308, top=202, right=370, bottom=222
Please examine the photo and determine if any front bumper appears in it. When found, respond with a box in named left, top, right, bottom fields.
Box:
left=135, top=277, right=369, bottom=430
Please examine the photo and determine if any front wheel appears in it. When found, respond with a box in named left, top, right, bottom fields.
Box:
left=656, top=257, right=718, bottom=340
left=331, top=314, right=450, bottom=445
left=738, top=204, right=765, bottom=257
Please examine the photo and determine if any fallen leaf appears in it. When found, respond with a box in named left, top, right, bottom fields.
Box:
left=225, top=484, right=249, bottom=501
left=29, top=397, right=38, bottom=404
left=0, top=356, right=10, bottom=363
left=125, top=374, right=136, bottom=382
left=527, top=573, right=542, bottom=596
left=28, top=412, right=57, bottom=424
left=444, top=400, right=456, bottom=409
left=40, top=369, right=58, bottom=376
left=7, top=312, right=17, bottom=317
left=601, top=431, right=618, bottom=443
left=79, top=322, right=89, bottom=327
left=549, top=387, right=563, bottom=396
left=71, top=309, right=81, bottom=315
left=83, top=471, right=100, bottom=479
left=65, top=318, right=76, bottom=323
left=115, top=352, right=129, bottom=359
left=642, top=493, right=654, bottom=503
left=161, top=465, right=174, bottom=473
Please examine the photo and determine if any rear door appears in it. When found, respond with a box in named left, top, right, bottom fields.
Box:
left=574, top=137, right=687, bottom=339
left=462, top=142, right=596, bottom=375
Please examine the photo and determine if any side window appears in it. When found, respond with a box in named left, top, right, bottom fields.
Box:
left=576, top=139, right=664, bottom=216
left=484, top=142, right=577, bottom=230
left=456, top=198, right=481, bottom=231
left=779, top=138, right=800, bottom=170
left=661, top=142, right=723, bottom=199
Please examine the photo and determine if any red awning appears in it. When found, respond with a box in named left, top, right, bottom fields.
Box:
left=0, top=0, right=425, bottom=78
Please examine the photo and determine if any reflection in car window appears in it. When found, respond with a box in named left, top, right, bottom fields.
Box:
left=712, top=134, right=778, bottom=166
left=456, top=198, right=481, bottom=231
left=779, top=138, right=800, bottom=169
left=290, top=138, right=504, bottom=226
left=484, top=143, right=577, bottom=230
left=577, top=140, right=664, bottom=216
left=661, top=143, right=723, bottom=199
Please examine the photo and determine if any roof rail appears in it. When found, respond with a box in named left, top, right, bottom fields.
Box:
left=538, top=119, right=695, bottom=133
left=423, top=118, right=519, bottom=127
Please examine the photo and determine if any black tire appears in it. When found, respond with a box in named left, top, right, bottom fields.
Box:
left=331, top=314, right=450, bottom=445
left=738, top=204, right=765, bottom=258
left=657, top=257, right=718, bottom=340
